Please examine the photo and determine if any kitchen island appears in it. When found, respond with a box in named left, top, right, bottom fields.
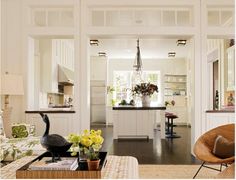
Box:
left=113, top=106, right=166, bottom=139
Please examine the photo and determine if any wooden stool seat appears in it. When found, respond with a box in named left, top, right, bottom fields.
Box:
left=165, top=114, right=178, bottom=119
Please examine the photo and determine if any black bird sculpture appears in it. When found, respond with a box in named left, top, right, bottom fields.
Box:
left=39, top=112, right=72, bottom=163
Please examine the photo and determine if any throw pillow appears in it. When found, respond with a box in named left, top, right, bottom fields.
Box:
left=213, top=135, right=235, bottom=159
left=12, top=124, right=29, bottom=138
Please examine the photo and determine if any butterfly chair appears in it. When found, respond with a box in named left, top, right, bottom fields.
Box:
left=193, top=123, right=235, bottom=179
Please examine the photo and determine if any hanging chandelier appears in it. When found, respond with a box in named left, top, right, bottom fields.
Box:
left=132, top=39, right=143, bottom=86
left=133, top=39, right=142, bottom=72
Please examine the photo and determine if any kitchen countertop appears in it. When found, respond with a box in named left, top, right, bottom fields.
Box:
left=113, top=105, right=166, bottom=110
left=206, top=109, right=235, bottom=113
left=25, top=109, right=75, bottom=113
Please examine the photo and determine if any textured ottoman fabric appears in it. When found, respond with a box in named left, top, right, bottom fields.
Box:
left=102, top=155, right=139, bottom=179
left=1, top=156, right=36, bottom=179
left=1, top=155, right=139, bottom=179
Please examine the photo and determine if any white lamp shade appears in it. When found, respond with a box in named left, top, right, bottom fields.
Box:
left=1, top=74, right=24, bottom=95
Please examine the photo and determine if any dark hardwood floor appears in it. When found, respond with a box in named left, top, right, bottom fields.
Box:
left=91, top=124, right=201, bottom=165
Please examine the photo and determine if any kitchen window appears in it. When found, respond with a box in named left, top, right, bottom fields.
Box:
left=113, top=71, right=161, bottom=105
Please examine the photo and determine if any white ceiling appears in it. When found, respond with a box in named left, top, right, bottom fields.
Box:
left=90, top=38, right=191, bottom=59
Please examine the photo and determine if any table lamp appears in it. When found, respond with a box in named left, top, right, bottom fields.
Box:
left=1, top=73, right=24, bottom=137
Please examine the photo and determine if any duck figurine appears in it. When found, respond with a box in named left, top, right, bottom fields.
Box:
left=39, top=112, right=72, bottom=163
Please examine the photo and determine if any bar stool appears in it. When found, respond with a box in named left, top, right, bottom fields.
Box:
left=165, top=113, right=181, bottom=138
left=165, top=112, right=176, bottom=135
left=165, top=112, right=173, bottom=134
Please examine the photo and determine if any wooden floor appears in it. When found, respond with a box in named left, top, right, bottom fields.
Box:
left=91, top=125, right=201, bottom=165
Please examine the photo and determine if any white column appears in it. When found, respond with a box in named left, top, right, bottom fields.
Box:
left=78, top=0, right=90, bottom=131
left=200, top=0, right=208, bottom=136
left=73, top=0, right=82, bottom=133
left=191, top=0, right=202, bottom=154
left=0, top=0, right=1, bottom=109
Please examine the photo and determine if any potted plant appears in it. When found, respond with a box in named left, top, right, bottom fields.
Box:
left=68, top=129, right=104, bottom=170
left=132, top=82, right=158, bottom=106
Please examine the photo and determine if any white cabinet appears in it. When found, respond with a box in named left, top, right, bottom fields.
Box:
left=226, top=45, right=235, bottom=91
left=113, top=110, right=155, bottom=139
left=90, top=56, right=107, bottom=124
left=90, top=56, right=107, bottom=81
left=90, top=81, right=106, bottom=123
left=136, top=111, right=155, bottom=136
left=25, top=113, right=75, bottom=136
left=205, top=112, right=235, bottom=133
left=105, top=106, right=113, bottom=125
left=116, top=110, right=137, bottom=136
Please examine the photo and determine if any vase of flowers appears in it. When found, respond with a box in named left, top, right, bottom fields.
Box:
left=132, top=82, right=158, bottom=107
left=68, top=129, right=104, bottom=170
left=141, top=95, right=151, bottom=107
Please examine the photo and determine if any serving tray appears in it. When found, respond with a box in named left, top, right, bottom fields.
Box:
left=16, top=151, right=107, bottom=179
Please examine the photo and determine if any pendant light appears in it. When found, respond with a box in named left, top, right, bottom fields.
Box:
left=132, top=39, right=143, bottom=86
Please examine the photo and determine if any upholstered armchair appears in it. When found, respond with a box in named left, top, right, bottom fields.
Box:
left=193, top=123, right=235, bottom=178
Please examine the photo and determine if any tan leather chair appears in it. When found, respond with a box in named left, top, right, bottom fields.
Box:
left=193, top=123, right=235, bottom=179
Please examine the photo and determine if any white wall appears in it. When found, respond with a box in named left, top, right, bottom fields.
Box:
left=1, top=0, right=24, bottom=123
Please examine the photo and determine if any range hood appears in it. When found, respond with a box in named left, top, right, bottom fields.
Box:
left=58, top=65, right=74, bottom=86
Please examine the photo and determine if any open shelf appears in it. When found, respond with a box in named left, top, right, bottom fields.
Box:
left=164, top=74, right=187, bottom=96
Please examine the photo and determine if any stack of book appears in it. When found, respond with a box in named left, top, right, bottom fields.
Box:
left=29, top=157, right=78, bottom=170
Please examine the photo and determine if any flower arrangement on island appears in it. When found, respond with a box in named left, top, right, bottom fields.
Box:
left=68, top=129, right=104, bottom=161
left=132, top=82, right=158, bottom=97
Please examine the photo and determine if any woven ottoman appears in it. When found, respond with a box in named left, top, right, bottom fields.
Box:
left=0, top=155, right=139, bottom=179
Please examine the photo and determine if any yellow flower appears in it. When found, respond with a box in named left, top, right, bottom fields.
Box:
left=67, top=129, right=104, bottom=158
left=96, top=130, right=102, bottom=136
left=71, top=151, right=77, bottom=156
left=68, top=133, right=81, bottom=144
left=81, top=137, right=92, bottom=147
left=92, top=144, right=101, bottom=151
left=83, top=129, right=89, bottom=135
left=85, top=139, right=92, bottom=147
left=90, top=135, right=97, bottom=143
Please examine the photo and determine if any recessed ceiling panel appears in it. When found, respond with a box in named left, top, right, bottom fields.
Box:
left=90, top=38, right=191, bottom=59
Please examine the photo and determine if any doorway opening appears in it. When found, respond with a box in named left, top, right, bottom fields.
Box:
left=26, top=35, right=75, bottom=136
left=89, top=36, right=196, bottom=164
